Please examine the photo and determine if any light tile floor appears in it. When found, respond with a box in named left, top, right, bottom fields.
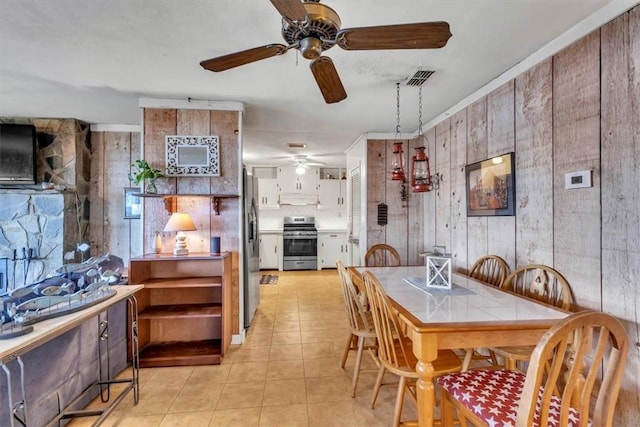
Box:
left=68, top=269, right=418, bottom=427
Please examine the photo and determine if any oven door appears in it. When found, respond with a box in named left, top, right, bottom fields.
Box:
left=283, top=235, right=317, bottom=258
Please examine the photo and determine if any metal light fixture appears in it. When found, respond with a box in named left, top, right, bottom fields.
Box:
left=413, top=83, right=441, bottom=192
left=163, top=212, right=197, bottom=256
left=411, top=146, right=432, bottom=192
left=391, top=142, right=405, bottom=180
left=391, top=83, right=406, bottom=181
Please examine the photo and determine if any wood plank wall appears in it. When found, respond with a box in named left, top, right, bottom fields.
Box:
left=91, top=108, right=242, bottom=335
left=601, top=8, right=640, bottom=425
left=420, top=8, right=640, bottom=422
left=365, top=138, right=425, bottom=266
left=89, top=131, right=141, bottom=263
left=142, top=108, right=241, bottom=334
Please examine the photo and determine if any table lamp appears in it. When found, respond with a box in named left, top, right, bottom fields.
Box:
left=163, top=212, right=197, bottom=256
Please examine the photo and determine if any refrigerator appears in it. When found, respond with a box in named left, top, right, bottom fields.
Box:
left=242, top=167, right=260, bottom=328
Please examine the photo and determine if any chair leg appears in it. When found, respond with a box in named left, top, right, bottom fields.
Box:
left=506, top=357, right=517, bottom=371
left=488, top=349, right=499, bottom=366
left=462, top=349, right=474, bottom=371
left=393, top=375, right=406, bottom=427
left=341, top=332, right=354, bottom=368
left=371, top=365, right=386, bottom=409
left=441, top=389, right=455, bottom=427
left=351, top=335, right=365, bottom=397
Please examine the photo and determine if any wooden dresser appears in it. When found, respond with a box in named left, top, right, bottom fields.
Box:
left=128, top=252, right=232, bottom=367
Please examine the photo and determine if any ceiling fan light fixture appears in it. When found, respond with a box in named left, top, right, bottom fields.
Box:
left=295, top=164, right=307, bottom=175
left=300, top=37, right=323, bottom=59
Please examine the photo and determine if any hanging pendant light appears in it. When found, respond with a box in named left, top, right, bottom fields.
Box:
left=412, top=83, right=441, bottom=192
left=391, top=141, right=405, bottom=180
left=391, top=82, right=406, bottom=181
left=411, top=146, right=432, bottom=192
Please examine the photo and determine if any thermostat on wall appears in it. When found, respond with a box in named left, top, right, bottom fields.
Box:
left=565, top=170, right=592, bottom=189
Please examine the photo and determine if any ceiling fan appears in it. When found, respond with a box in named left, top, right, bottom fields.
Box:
left=200, top=0, right=451, bottom=104
left=290, top=154, right=325, bottom=174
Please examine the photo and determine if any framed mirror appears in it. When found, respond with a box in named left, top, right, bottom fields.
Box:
left=165, top=135, right=220, bottom=176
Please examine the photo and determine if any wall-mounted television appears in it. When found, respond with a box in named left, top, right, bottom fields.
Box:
left=0, top=124, right=37, bottom=185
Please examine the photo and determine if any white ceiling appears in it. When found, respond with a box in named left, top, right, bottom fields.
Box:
left=0, top=1, right=633, bottom=167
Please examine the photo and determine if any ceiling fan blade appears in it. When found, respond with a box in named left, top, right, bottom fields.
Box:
left=310, top=57, right=347, bottom=104
left=270, top=0, right=308, bottom=22
left=336, top=22, right=452, bottom=50
left=200, top=44, right=288, bottom=72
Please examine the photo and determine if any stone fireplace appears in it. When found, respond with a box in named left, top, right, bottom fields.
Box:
left=0, top=118, right=90, bottom=292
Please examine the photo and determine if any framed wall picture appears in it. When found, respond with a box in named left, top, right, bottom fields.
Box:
left=465, top=152, right=515, bottom=216
left=165, top=135, right=220, bottom=176
left=124, top=187, right=142, bottom=219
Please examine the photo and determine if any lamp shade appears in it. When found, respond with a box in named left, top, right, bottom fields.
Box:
left=163, top=212, right=196, bottom=232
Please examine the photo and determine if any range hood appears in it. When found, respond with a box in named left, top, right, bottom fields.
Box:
left=279, top=193, right=318, bottom=205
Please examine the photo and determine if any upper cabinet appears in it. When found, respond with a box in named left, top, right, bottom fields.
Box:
left=277, top=166, right=319, bottom=194
left=254, top=167, right=279, bottom=209
left=318, top=167, right=346, bottom=209
left=258, top=179, right=279, bottom=209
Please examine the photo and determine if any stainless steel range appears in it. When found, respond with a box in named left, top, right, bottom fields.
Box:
left=282, top=216, right=317, bottom=271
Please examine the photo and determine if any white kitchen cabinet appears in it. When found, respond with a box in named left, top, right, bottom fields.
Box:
left=259, top=232, right=281, bottom=270
left=318, top=178, right=346, bottom=209
left=318, top=231, right=348, bottom=269
left=258, top=178, right=279, bottom=209
left=277, top=166, right=319, bottom=194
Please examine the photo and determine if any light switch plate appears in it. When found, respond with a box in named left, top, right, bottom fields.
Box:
left=565, top=170, right=592, bottom=189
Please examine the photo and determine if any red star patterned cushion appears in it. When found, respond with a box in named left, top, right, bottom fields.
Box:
left=437, top=369, right=585, bottom=427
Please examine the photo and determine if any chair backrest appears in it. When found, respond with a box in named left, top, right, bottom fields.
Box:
left=362, top=271, right=415, bottom=370
left=336, top=260, right=374, bottom=333
left=502, top=264, right=573, bottom=310
left=468, top=255, right=509, bottom=287
left=517, top=310, right=628, bottom=427
left=365, top=244, right=401, bottom=267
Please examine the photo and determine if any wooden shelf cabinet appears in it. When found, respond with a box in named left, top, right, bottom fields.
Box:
left=128, top=252, right=232, bottom=367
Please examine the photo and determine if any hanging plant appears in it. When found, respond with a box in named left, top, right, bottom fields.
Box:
left=128, top=160, right=165, bottom=193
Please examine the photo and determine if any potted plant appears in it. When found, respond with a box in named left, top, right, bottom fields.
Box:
left=128, top=160, right=165, bottom=193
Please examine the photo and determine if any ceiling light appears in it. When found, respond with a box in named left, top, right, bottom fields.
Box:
left=295, top=165, right=306, bottom=175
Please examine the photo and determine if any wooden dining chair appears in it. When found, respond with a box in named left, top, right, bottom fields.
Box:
left=491, top=264, right=574, bottom=370
left=462, top=255, right=510, bottom=369
left=438, top=310, right=629, bottom=427
left=336, top=260, right=378, bottom=397
left=468, top=254, right=509, bottom=287
left=362, top=271, right=462, bottom=427
left=365, top=244, right=401, bottom=267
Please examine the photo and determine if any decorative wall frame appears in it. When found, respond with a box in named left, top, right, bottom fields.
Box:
left=465, top=152, right=515, bottom=216
left=124, top=187, right=141, bottom=219
left=165, top=135, right=220, bottom=176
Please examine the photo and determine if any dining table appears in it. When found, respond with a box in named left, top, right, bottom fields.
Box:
left=349, top=265, right=569, bottom=427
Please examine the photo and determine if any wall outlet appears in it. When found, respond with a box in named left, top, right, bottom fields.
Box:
left=564, top=170, right=592, bottom=189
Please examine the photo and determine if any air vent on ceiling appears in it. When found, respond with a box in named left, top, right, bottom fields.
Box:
left=404, top=70, right=435, bottom=87
left=288, top=143, right=307, bottom=149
